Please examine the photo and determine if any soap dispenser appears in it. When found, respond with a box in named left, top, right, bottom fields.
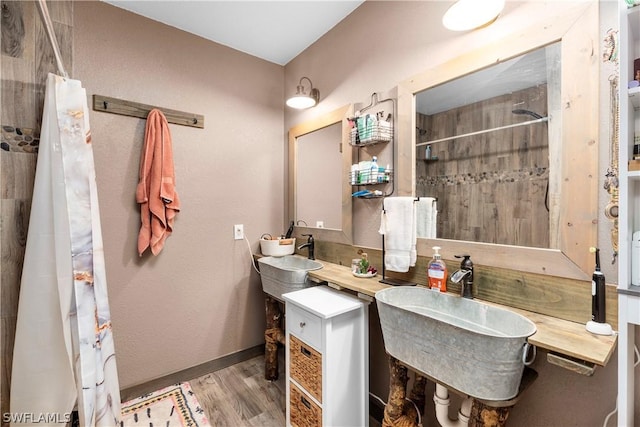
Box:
left=427, top=246, right=447, bottom=292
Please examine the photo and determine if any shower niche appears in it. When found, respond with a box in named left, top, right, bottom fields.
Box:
left=414, top=42, right=558, bottom=248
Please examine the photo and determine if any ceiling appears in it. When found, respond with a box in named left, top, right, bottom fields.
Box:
left=416, top=41, right=558, bottom=116
left=103, top=0, right=365, bottom=66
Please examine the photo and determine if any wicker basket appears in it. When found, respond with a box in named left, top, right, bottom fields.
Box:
left=290, top=382, right=322, bottom=427
left=289, top=335, right=322, bottom=403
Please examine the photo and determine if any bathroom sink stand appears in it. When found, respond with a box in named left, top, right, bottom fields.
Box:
left=382, top=355, right=538, bottom=427
left=264, top=295, right=285, bottom=381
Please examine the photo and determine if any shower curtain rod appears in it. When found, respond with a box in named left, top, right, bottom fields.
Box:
left=416, top=116, right=548, bottom=147
left=36, top=0, right=68, bottom=78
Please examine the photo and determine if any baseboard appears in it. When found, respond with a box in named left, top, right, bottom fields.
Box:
left=369, top=394, right=385, bottom=425
left=120, top=344, right=264, bottom=401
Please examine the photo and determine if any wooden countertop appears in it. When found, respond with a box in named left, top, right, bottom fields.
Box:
left=308, top=259, right=617, bottom=367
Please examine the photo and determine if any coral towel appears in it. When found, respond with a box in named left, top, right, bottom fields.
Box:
left=136, top=109, right=180, bottom=256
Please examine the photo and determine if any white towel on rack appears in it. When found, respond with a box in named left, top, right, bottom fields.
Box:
left=379, top=197, right=416, bottom=272
left=416, top=197, right=437, bottom=239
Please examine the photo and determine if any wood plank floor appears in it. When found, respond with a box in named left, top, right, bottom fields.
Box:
left=187, top=353, right=382, bottom=427
left=189, top=355, right=287, bottom=427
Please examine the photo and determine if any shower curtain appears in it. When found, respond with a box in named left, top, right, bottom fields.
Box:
left=10, top=74, right=121, bottom=426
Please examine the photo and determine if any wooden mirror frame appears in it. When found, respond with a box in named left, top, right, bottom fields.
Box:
left=396, top=3, right=598, bottom=280
left=288, top=104, right=354, bottom=244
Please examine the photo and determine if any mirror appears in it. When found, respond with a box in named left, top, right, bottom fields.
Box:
left=288, top=105, right=353, bottom=244
left=415, top=42, right=559, bottom=248
left=397, top=3, right=598, bottom=280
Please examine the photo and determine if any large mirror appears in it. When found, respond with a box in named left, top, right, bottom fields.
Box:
left=415, top=42, right=559, bottom=248
left=397, top=3, right=598, bottom=280
left=288, top=105, right=353, bottom=244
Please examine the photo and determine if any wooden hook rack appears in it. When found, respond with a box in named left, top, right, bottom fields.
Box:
left=92, top=95, right=204, bottom=129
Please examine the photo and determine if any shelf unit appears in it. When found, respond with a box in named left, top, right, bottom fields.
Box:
left=349, top=93, right=395, bottom=199
left=618, top=2, right=640, bottom=426
left=283, top=286, right=369, bottom=427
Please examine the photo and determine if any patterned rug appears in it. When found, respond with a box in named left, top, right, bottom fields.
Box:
left=121, top=382, right=211, bottom=427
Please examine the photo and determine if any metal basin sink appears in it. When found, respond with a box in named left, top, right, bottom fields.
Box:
left=376, top=287, right=536, bottom=401
left=257, top=255, right=323, bottom=301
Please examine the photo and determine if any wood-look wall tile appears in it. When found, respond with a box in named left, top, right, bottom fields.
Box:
left=1, top=198, right=30, bottom=319
left=54, top=21, right=73, bottom=77
left=415, top=85, right=549, bottom=247
left=35, top=18, right=72, bottom=80
left=1, top=0, right=36, bottom=84
left=1, top=315, right=17, bottom=425
left=1, top=151, right=36, bottom=199
left=34, top=21, right=72, bottom=126
left=47, top=0, right=73, bottom=26
left=0, top=81, right=38, bottom=129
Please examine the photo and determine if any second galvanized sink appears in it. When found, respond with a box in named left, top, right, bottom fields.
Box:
left=376, top=287, right=536, bottom=401
left=257, top=255, right=323, bottom=301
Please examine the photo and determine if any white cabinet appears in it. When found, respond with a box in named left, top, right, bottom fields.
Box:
left=618, top=2, right=640, bottom=426
left=283, top=286, right=369, bottom=427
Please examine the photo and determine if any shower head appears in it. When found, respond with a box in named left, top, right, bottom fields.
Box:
left=512, top=109, right=544, bottom=119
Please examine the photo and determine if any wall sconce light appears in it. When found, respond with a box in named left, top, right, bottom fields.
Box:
left=286, top=77, right=320, bottom=109
left=442, top=0, right=505, bottom=31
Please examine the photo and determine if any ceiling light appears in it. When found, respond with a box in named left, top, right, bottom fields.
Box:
left=442, top=0, right=505, bottom=32
left=286, top=77, right=320, bottom=109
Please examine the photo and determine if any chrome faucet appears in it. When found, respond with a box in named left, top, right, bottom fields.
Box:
left=451, top=254, right=474, bottom=299
left=298, top=234, right=315, bottom=260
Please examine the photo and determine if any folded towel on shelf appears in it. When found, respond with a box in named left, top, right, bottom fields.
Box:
left=416, top=197, right=437, bottom=239
left=379, top=197, right=416, bottom=272
left=136, top=109, right=180, bottom=256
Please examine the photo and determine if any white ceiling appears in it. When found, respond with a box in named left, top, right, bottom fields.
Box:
left=103, top=0, right=365, bottom=66
left=416, top=41, right=559, bottom=115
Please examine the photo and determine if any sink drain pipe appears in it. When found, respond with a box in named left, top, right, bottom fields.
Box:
left=433, top=383, right=472, bottom=427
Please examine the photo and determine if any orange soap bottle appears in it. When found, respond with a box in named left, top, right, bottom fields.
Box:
left=427, top=246, right=447, bottom=292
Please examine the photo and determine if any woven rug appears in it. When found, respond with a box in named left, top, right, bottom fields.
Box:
left=121, top=382, right=211, bottom=427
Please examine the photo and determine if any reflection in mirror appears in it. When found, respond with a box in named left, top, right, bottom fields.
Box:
left=296, top=122, right=342, bottom=229
left=415, top=42, right=560, bottom=248
left=398, top=3, right=599, bottom=279
left=288, top=105, right=353, bottom=244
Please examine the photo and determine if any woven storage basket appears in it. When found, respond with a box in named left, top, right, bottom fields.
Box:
left=290, top=382, right=322, bottom=427
left=289, top=334, right=322, bottom=403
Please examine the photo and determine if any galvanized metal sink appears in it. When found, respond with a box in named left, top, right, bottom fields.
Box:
left=376, top=286, right=537, bottom=401
left=257, top=255, right=323, bottom=301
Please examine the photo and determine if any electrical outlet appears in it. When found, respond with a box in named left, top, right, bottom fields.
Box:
left=316, top=221, right=324, bottom=228
left=233, top=224, right=244, bottom=240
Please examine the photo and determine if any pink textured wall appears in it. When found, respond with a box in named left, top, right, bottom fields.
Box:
left=74, top=1, right=284, bottom=388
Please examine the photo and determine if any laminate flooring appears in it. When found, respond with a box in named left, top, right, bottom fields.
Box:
left=189, top=355, right=287, bottom=427
left=188, top=353, right=382, bottom=427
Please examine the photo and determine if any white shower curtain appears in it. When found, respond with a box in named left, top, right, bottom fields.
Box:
left=11, top=74, right=121, bottom=426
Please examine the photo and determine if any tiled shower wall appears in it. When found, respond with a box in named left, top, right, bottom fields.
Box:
left=0, top=0, right=73, bottom=421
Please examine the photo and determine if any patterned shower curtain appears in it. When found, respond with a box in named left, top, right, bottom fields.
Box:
left=10, top=74, right=121, bottom=426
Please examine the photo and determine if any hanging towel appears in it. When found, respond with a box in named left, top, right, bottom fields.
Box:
left=379, top=197, right=417, bottom=272
left=416, top=197, right=438, bottom=239
left=11, top=73, right=121, bottom=427
left=137, top=109, right=180, bottom=256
